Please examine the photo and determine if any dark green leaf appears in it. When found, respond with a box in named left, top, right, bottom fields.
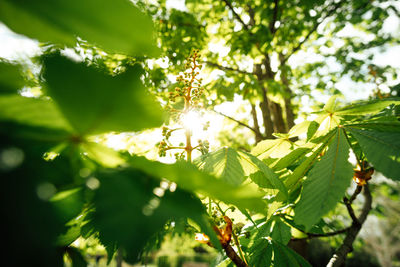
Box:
left=271, top=218, right=291, bottom=245
left=0, top=61, right=25, bottom=93
left=92, top=168, right=217, bottom=262
left=51, top=188, right=84, bottom=223
left=272, top=240, right=312, bottom=267
left=294, top=128, right=353, bottom=230
left=66, top=247, right=87, bottom=267
left=249, top=238, right=273, bottom=267
left=0, top=0, right=158, bottom=56
left=43, top=55, right=163, bottom=135
left=0, top=94, right=72, bottom=132
left=129, top=156, right=266, bottom=213
left=346, top=128, right=400, bottom=180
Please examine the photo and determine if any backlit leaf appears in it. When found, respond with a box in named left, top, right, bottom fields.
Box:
left=43, top=54, right=163, bottom=135
left=294, top=128, right=353, bottom=230
left=0, top=0, right=158, bottom=56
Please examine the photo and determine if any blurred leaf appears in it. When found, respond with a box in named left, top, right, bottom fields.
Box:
left=288, top=121, right=311, bottom=138
left=129, top=156, right=266, bottom=213
left=82, top=142, right=125, bottom=168
left=323, top=95, right=339, bottom=113
left=92, top=168, right=217, bottom=262
left=51, top=188, right=84, bottom=223
left=66, top=247, right=87, bottom=267
left=42, top=54, right=163, bottom=135
left=0, top=0, right=158, bottom=56
left=346, top=127, right=400, bottom=180
left=307, top=121, right=320, bottom=141
left=0, top=61, right=25, bottom=93
left=0, top=94, right=72, bottom=132
left=294, top=128, right=353, bottom=230
left=336, top=98, right=400, bottom=116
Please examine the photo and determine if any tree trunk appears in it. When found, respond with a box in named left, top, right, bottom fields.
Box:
left=271, top=101, right=287, bottom=133
left=251, top=104, right=264, bottom=143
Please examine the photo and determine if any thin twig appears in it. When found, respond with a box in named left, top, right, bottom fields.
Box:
left=282, top=0, right=345, bottom=64
left=203, top=61, right=254, bottom=75
left=212, top=109, right=259, bottom=134
left=222, top=0, right=250, bottom=31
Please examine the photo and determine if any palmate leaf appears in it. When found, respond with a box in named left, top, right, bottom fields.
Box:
left=129, top=156, right=266, bottom=213
left=346, top=127, right=400, bottom=180
left=195, top=147, right=246, bottom=186
left=248, top=239, right=311, bottom=267
left=272, top=240, right=312, bottom=267
left=284, top=130, right=336, bottom=191
left=195, top=147, right=288, bottom=198
left=92, top=168, right=217, bottom=262
left=294, top=128, right=353, bottom=230
left=335, top=98, right=400, bottom=116
left=271, top=217, right=291, bottom=245
left=0, top=94, right=72, bottom=132
left=0, top=0, right=158, bottom=56
left=249, top=238, right=273, bottom=267
left=43, top=54, right=163, bottom=135
left=251, top=138, right=293, bottom=159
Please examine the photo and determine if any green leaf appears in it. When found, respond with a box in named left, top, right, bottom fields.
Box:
left=0, top=0, right=158, bottom=56
left=336, top=98, right=400, bottom=116
left=272, top=240, right=311, bottom=267
left=288, top=121, right=311, bottom=138
left=82, top=142, right=125, bottom=168
left=346, top=128, right=400, bottom=180
left=271, top=218, right=291, bottom=245
left=51, top=188, right=84, bottom=223
left=284, top=130, right=336, bottom=190
left=92, top=168, right=217, bottom=261
left=323, top=95, right=339, bottom=113
left=195, top=147, right=246, bottom=186
left=42, top=54, right=163, bottom=135
left=272, top=148, right=311, bottom=171
left=0, top=94, right=72, bottom=132
left=0, top=61, right=25, bottom=93
left=294, top=128, right=353, bottom=230
left=129, top=156, right=266, bottom=213
left=307, top=121, right=320, bottom=141
left=249, top=238, right=273, bottom=267
left=66, top=247, right=87, bottom=267
left=241, top=151, right=288, bottom=200
left=251, top=138, right=293, bottom=159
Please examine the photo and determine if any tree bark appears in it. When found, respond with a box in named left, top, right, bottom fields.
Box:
left=327, top=184, right=372, bottom=267
left=271, top=101, right=287, bottom=133
left=251, top=104, right=263, bottom=143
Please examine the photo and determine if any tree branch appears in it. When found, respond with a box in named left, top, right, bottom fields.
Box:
left=292, top=227, right=350, bottom=240
left=282, top=0, right=344, bottom=64
left=269, top=0, right=279, bottom=36
left=327, top=184, right=372, bottom=267
left=203, top=61, right=254, bottom=76
left=222, top=0, right=250, bottom=31
left=213, top=109, right=259, bottom=134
